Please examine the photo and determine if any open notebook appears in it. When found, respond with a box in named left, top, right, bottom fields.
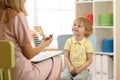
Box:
left=31, top=50, right=63, bottom=62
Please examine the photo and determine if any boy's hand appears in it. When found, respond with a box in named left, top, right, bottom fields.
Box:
left=69, top=66, right=76, bottom=75
left=74, top=67, right=81, bottom=74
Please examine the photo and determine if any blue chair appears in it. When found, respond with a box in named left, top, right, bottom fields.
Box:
left=57, top=34, right=96, bottom=80
left=57, top=34, right=72, bottom=72
left=88, top=35, right=97, bottom=51
left=87, top=35, right=97, bottom=80
left=57, top=34, right=72, bottom=51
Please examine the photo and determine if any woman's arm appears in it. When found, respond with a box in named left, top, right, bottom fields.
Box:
left=22, top=37, right=52, bottom=59
left=16, top=12, right=53, bottom=59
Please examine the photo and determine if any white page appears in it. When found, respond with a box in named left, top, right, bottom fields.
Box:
left=31, top=51, right=63, bottom=62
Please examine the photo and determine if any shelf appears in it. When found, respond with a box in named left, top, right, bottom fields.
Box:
left=75, top=0, right=115, bottom=79
left=95, top=52, right=114, bottom=56
left=94, top=1, right=113, bottom=26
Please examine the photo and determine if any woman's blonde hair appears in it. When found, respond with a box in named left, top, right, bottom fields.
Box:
left=0, top=0, right=27, bottom=23
left=74, top=16, right=93, bottom=38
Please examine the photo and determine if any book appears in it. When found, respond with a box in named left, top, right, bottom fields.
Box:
left=31, top=50, right=63, bottom=62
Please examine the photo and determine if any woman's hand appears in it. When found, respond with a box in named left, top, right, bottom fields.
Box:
left=41, top=37, right=52, bottom=47
left=44, top=34, right=53, bottom=41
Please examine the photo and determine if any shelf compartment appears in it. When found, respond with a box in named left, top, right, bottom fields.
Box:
left=94, top=1, right=113, bottom=26
left=76, top=3, right=93, bottom=17
left=95, top=28, right=113, bottom=52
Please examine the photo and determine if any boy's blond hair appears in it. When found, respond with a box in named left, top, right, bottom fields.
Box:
left=74, top=16, right=93, bottom=38
left=0, top=0, right=27, bottom=23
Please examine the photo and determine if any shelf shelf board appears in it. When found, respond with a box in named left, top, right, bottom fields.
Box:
left=76, top=1, right=93, bottom=4
left=94, top=26, right=113, bottom=28
left=76, top=0, right=113, bottom=3
left=101, top=79, right=113, bottom=80
left=94, top=0, right=113, bottom=2
left=95, top=52, right=114, bottom=56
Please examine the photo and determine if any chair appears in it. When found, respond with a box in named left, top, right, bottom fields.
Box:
left=0, top=40, right=15, bottom=80
left=57, top=34, right=96, bottom=80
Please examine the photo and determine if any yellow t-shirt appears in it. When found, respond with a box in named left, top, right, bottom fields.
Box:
left=64, top=37, right=93, bottom=67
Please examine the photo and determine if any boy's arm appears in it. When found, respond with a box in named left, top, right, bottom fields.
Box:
left=64, top=50, right=72, bottom=68
left=64, top=50, right=75, bottom=73
left=75, top=53, right=93, bottom=73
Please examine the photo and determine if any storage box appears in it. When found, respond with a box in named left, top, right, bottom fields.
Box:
left=99, top=13, right=113, bottom=26
left=101, top=55, right=113, bottom=80
left=102, top=38, right=113, bottom=52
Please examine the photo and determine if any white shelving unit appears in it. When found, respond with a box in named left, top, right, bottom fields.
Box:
left=75, top=0, right=115, bottom=80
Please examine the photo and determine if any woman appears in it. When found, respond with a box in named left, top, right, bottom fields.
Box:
left=0, top=0, right=62, bottom=80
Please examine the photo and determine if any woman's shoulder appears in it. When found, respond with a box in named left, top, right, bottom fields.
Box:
left=14, top=12, right=26, bottom=23
left=16, top=12, right=26, bottom=19
left=18, top=12, right=26, bottom=17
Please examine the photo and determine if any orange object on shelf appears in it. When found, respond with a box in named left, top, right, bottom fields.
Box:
left=85, top=13, right=93, bottom=25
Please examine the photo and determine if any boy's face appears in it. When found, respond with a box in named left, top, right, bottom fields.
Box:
left=72, top=20, right=86, bottom=37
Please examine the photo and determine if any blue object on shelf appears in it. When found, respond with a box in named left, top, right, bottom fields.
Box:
left=102, top=38, right=113, bottom=52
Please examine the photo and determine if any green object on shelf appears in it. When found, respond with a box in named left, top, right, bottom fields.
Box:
left=99, top=13, right=113, bottom=26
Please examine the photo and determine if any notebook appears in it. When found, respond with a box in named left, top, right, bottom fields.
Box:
left=31, top=50, right=63, bottom=62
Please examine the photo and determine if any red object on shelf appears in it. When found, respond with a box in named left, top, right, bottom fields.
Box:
left=85, top=13, right=93, bottom=24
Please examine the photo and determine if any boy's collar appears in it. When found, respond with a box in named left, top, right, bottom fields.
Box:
left=72, top=37, right=86, bottom=45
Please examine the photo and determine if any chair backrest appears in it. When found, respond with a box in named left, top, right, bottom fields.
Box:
left=88, top=34, right=97, bottom=50
left=57, top=34, right=72, bottom=51
left=0, top=40, right=15, bottom=80
left=57, top=34, right=96, bottom=51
